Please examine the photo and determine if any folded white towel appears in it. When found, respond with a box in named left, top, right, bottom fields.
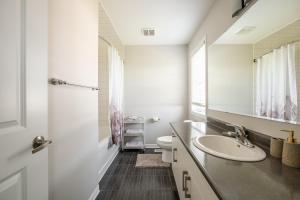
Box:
left=127, top=116, right=138, bottom=120
left=126, top=141, right=143, bottom=147
left=126, top=129, right=143, bottom=134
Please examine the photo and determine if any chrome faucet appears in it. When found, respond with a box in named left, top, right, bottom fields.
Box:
left=223, top=124, right=255, bottom=148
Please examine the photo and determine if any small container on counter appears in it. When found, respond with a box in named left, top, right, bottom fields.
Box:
left=280, top=130, right=300, bottom=168
left=270, top=138, right=284, bottom=158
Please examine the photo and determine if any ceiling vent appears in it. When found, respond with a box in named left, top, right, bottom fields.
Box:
left=235, top=26, right=256, bottom=35
left=142, top=28, right=155, bottom=36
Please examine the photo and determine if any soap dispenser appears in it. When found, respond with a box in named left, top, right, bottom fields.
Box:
left=281, top=130, right=300, bottom=168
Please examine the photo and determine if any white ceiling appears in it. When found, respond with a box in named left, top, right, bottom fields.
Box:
left=216, top=0, right=300, bottom=44
left=100, top=0, right=216, bottom=45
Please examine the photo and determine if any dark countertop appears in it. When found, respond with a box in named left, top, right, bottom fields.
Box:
left=170, top=121, right=300, bottom=200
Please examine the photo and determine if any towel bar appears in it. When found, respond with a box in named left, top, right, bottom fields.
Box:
left=48, top=78, right=100, bottom=91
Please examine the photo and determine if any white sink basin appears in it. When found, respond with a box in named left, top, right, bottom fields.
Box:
left=193, top=135, right=266, bottom=162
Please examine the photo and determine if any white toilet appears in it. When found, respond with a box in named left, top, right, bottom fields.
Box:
left=156, top=136, right=172, bottom=163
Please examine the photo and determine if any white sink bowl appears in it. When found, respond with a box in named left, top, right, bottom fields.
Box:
left=193, top=135, right=266, bottom=162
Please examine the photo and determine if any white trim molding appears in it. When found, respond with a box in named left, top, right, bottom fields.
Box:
left=97, top=147, right=119, bottom=183
left=88, top=186, right=100, bottom=200
left=188, top=36, right=208, bottom=119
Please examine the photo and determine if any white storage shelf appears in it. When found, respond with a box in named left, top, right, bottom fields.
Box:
left=122, top=117, right=145, bottom=151
left=124, top=131, right=144, bottom=137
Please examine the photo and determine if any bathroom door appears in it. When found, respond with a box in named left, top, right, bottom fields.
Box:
left=0, top=0, right=49, bottom=199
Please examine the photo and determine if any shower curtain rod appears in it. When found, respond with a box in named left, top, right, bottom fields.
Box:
left=99, top=35, right=112, bottom=47
left=253, top=39, right=300, bottom=63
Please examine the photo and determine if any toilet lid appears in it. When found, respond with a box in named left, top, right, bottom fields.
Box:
left=157, top=136, right=172, bottom=145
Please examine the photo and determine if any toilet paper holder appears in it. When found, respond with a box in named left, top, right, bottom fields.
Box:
left=152, top=116, right=160, bottom=122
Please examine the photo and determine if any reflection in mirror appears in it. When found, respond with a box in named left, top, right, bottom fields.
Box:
left=208, top=0, right=300, bottom=124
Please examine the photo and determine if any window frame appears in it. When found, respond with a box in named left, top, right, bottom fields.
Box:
left=189, top=38, right=207, bottom=120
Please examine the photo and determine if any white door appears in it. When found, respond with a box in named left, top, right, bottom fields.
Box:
left=0, top=0, right=49, bottom=199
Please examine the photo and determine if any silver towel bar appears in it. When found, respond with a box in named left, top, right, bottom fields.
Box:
left=48, top=78, right=100, bottom=91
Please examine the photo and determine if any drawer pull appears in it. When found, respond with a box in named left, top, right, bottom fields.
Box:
left=173, top=148, right=177, bottom=162
left=182, top=171, right=188, bottom=191
left=182, top=171, right=191, bottom=198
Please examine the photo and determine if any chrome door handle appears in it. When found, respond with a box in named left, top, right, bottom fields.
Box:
left=173, top=148, right=177, bottom=162
left=182, top=171, right=191, bottom=198
left=32, top=136, right=52, bottom=154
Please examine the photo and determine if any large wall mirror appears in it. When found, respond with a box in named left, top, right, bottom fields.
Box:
left=208, top=0, right=300, bottom=124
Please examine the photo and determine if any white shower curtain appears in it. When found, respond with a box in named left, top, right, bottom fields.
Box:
left=108, top=47, right=124, bottom=144
left=256, top=43, right=297, bottom=121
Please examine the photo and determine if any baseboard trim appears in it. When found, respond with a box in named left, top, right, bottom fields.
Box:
left=88, top=185, right=100, bottom=200
left=145, top=144, right=159, bottom=148
left=97, top=147, right=119, bottom=183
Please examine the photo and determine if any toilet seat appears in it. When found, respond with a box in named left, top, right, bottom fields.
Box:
left=157, top=136, right=172, bottom=150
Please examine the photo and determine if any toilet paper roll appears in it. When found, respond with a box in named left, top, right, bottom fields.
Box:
left=152, top=116, right=160, bottom=122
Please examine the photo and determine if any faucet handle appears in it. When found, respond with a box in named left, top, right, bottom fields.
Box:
left=226, top=124, right=247, bottom=136
left=226, top=124, right=254, bottom=148
left=222, top=131, right=237, bottom=137
left=240, top=126, right=248, bottom=136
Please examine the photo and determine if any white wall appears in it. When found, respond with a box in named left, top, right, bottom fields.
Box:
left=189, top=0, right=237, bottom=54
left=48, top=1, right=118, bottom=200
left=208, top=44, right=253, bottom=115
left=124, top=45, right=188, bottom=144
left=190, top=0, right=300, bottom=140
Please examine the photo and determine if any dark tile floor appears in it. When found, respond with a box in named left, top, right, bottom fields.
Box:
left=97, top=149, right=180, bottom=200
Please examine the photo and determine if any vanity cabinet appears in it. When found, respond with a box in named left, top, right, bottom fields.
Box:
left=172, top=136, right=219, bottom=200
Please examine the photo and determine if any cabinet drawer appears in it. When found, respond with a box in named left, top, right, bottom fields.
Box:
left=172, top=136, right=185, bottom=199
left=184, top=152, right=218, bottom=200
left=172, top=135, right=219, bottom=200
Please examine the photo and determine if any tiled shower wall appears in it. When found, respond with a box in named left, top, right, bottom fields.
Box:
left=253, top=19, right=300, bottom=120
left=99, top=3, right=124, bottom=140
